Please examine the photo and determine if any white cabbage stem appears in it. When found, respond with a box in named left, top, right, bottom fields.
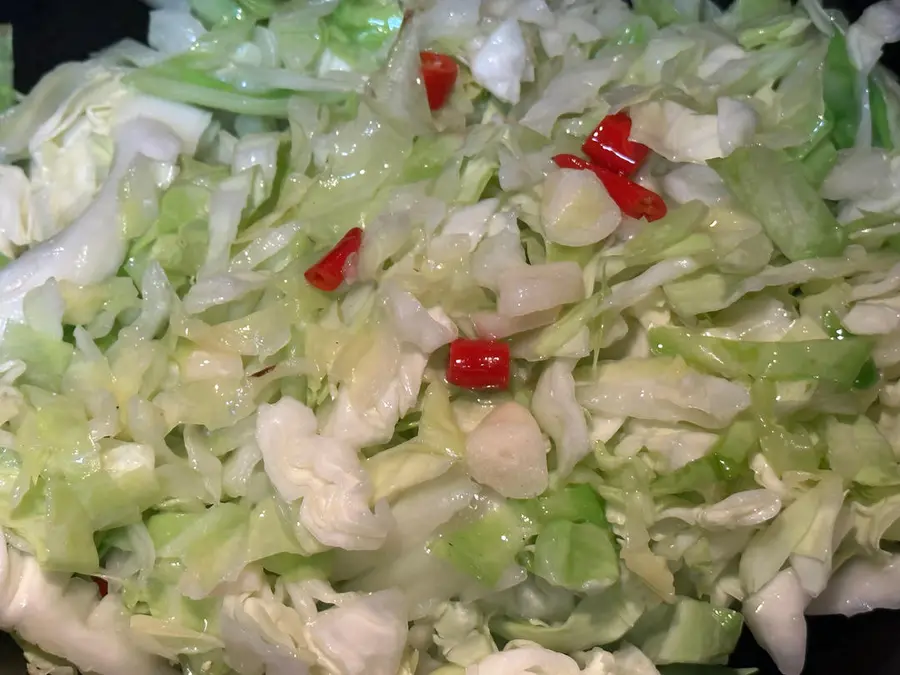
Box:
left=843, top=302, right=900, bottom=335
left=743, top=568, right=810, bottom=675
left=531, top=360, right=590, bottom=478
left=465, top=401, right=549, bottom=499
left=471, top=230, right=527, bottom=292
left=716, top=96, right=758, bottom=156
left=472, top=308, right=558, bottom=340
left=469, top=19, right=528, bottom=104
left=464, top=644, right=580, bottom=675
left=498, top=262, right=584, bottom=317
left=630, top=99, right=724, bottom=163
left=384, top=284, right=458, bottom=353
left=698, top=489, right=783, bottom=529
left=807, top=553, right=900, bottom=617
left=540, top=169, right=622, bottom=246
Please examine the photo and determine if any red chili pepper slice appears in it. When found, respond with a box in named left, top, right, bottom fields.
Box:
left=589, top=165, right=667, bottom=221
left=552, top=153, right=589, bottom=170
left=447, top=339, right=510, bottom=390
left=92, top=576, right=109, bottom=598
left=304, top=227, right=364, bottom=292
left=420, top=52, right=458, bottom=111
left=582, top=112, right=650, bottom=176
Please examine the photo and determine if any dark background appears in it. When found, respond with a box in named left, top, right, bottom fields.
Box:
left=0, top=0, right=898, bottom=674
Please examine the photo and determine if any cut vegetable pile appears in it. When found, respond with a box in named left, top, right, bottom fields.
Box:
left=5, top=0, right=900, bottom=674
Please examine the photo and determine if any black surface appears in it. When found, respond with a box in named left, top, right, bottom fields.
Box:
left=1, top=0, right=150, bottom=93
left=0, top=1, right=898, bottom=674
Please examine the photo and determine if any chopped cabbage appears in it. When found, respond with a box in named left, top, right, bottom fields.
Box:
left=4, top=1, right=900, bottom=674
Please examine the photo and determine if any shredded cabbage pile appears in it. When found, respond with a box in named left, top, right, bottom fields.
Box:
left=4, top=0, right=900, bottom=674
